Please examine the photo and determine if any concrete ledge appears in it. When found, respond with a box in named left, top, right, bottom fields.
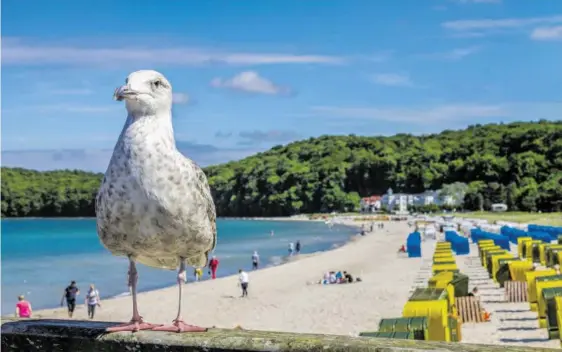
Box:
left=0, top=319, right=557, bottom=352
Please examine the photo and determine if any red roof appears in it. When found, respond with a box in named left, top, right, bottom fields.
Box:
left=361, top=195, right=381, bottom=202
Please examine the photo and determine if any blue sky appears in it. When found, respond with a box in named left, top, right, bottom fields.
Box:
left=2, top=0, right=562, bottom=171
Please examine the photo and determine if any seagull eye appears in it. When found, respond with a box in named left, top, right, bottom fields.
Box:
left=153, top=80, right=161, bottom=89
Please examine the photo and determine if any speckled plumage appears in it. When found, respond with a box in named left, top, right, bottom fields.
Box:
left=95, top=70, right=216, bottom=271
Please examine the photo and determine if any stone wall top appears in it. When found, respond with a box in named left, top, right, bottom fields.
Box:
left=1, top=318, right=558, bottom=352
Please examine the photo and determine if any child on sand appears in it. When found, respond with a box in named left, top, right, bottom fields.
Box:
left=15, top=295, right=32, bottom=318
left=194, top=267, right=203, bottom=281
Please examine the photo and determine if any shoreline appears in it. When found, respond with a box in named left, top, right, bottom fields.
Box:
left=99, top=233, right=362, bottom=302
left=101, top=229, right=363, bottom=302
left=30, top=219, right=409, bottom=337
left=14, top=219, right=364, bottom=316
left=29, top=218, right=376, bottom=323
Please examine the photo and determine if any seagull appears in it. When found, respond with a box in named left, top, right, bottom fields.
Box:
left=96, top=70, right=217, bottom=333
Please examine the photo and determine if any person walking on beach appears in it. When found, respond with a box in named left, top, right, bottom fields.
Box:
left=238, top=269, right=249, bottom=297
left=85, top=284, right=101, bottom=319
left=208, top=255, right=219, bottom=279
left=61, top=280, right=80, bottom=318
left=295, top=240, right=301, bottom=254
left=288, top=242, right=295, bottom=256
left=194, top=267, right=203, bottom=281
left=15, top=295, right=32, bottom=318
left=252, top=251, right=260, bottom=270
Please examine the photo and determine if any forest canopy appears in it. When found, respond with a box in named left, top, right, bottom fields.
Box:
left=2, top=120, right=562, bottom=217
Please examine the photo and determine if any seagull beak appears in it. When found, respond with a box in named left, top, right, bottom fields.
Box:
left=113, top=86, right=137, bottom=101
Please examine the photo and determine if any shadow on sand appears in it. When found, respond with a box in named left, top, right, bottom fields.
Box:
left=500, top=337, right=551, bottom=343
left=501, top=317, right=537, bottom=322
left=497, top=326, right=541, bottom=332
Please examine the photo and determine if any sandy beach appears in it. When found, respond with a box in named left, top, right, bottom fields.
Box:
left=33, top=220, right=421, bottom=336
left=25, top=218, right=562, bottom=349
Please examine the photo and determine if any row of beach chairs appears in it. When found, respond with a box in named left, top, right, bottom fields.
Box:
left=477, top=236, right=562, bottom=346
left=360, top=240, right=474, bottom=342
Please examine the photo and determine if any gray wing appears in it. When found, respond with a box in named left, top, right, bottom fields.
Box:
left=192, top=162, right=217, bottom=253
left=180, top=156, right=217, bottom=267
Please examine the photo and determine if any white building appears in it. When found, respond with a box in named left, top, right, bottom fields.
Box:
left=375, top=187, right=461, bottom=211
left=380, top=188, right=412, bottom=212
left=411, top=191, right=438, bottom=206
left=360, top=195, right=382, bottom=213
left=491, top=203, right=508, bottom=212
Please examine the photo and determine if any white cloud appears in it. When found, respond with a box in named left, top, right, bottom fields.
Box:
left=443, top=15, right=562, bottom=31
left=237, top=129, right=300, bottom=145
left=2, top=104, right=119, bottom=114
left=444, top=46, right=482, bottom=59
left=310, top=102, right=562, bottom=124
left=310, top=104, right=506, bottom=123
left=2, top=38, right=345, bottom=67
left=419, top=46, right=481, bottom=60
left=172, top=92, right=190, bottom=104
left=447, top=31, right=488, bottom=38
left=211, top=71, right=289, bottom=95
left=530, top=26, right=562, bottom=41
left=1, top=144, right=262, bottom=172
left=371, top=73, right=413, bottom=87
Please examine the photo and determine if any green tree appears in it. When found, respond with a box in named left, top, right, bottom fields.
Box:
left=2, top=120, right=562, bottom=217
left=505, top=182, right=519, bottom=211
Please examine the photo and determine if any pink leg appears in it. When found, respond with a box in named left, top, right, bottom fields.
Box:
left=106, top=258, right=162, bottom=332
left=152, top=259, right=207, bottom=333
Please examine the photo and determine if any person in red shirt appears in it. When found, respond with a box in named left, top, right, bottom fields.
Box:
left=15, top=295, right=32, bottom=318
left=208, top=255, right=219, bottom=279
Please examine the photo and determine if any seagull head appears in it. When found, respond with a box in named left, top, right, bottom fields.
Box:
left=114, top=70, right=172, bottom=115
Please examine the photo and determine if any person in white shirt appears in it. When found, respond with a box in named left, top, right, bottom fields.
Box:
left=288, top=242, right=295, bottom=256
left=85, top=284, right=101, bottom=319
left=238, top=269, right=249, bottom=297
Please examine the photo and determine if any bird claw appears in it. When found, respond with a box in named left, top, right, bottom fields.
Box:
left=106, top=319, right=161, bottom=333
left=151, top=319, right=207, bottom=333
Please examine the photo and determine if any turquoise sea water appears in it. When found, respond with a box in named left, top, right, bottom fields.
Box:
left=1, top=218, right=356, bottom=315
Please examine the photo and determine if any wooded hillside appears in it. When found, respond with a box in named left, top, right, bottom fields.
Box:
left=2, top=121, right=561, bottom=217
